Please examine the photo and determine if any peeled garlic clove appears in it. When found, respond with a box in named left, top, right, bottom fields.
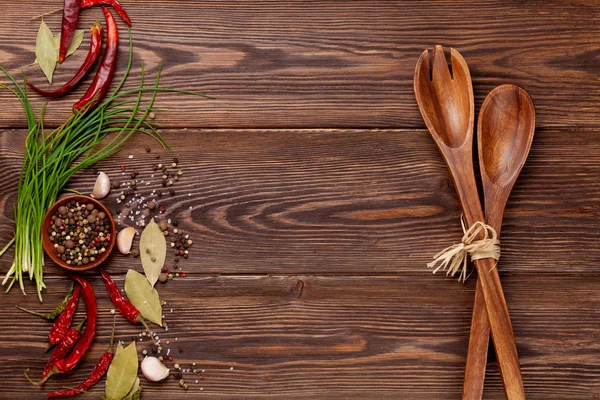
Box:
left=141, top=356, right=170, bottom=382
left=90, top=171, right=110, bottom=199
left=117, top=227, right=137, bottom=254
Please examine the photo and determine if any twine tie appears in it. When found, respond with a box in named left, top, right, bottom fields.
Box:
left=427, top=219, right=500, bottom=282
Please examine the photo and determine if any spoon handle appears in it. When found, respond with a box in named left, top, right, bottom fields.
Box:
left=445, top=150, right=525, bottom=400
left=463, top=279, right=490, bottom=400
left=464, top=211, right=504, bottom=400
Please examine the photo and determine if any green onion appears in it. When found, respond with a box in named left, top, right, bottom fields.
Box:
left=0, top=31, right=211, bottom=301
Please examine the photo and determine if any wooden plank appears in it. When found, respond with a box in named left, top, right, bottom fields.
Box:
left=1, top=129, right=598, bottom=278
left=1, top=1, right=600, bottom=129
left=0, top=275, right=598, bottom=399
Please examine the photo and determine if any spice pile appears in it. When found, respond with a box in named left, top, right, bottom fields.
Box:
left=49, top=200, right=113, bottom=266
left=0, top=0, right=210, bottom=298
left=22, top=162, right=211, bottom=397
left=2, top=0, right=216, bottom=397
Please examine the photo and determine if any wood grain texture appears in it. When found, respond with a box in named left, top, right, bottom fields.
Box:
left=0, top=128, right=598, bottom=397
left=0, top=129, right=598, bottom=278
left=1, top=1, right=600, bottom=398
left=1, top=0, right=600, bottom=128
left=0, top=275, right=598, bottom=399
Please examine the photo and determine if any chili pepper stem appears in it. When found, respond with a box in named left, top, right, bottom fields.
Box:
left=108, top=315, right=116, bottom=353
left=16, top=306, right=49, bottom=319
left=24, top=368, right=50, bottom=386
left=29, top=7, right=62, bottom=20
left=139, top=317, right=151, bottom=334
left=16, top=282, right=75, bottom=320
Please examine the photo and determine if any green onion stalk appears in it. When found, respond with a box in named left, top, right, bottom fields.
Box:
left=0, top=31, right=210, bottom=301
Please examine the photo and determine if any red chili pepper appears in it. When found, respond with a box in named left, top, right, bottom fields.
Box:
left=46, top=318, right=115, bottom=398
left=28, top=23, right=103, bottom=98
left=48, top=286, right=80, bottom=345
left=41, top=318, right=86, bottom=383
left=80, top=0, right=132, bottom=26
left=58, top=0, right=81, bottom=64
left=73, top=8, right=118, bottom=112
left=100, top=268, right=145, bottom=325
left=41, top=276, right=97, bottom=383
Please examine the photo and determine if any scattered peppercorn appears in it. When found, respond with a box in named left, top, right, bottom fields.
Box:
left=145, top=147, right=151, bottom=152
left=158, top=273, right=168, bottom=283
left=147, top=201, right=156, bottom=210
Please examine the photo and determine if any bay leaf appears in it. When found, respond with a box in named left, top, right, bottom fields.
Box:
left=124, top=269, right=162, bottom=326
left=35, top=20, right=56, bottom=83
left=33, top=28, right=84, bottom=66
left=105, top=341, right=138, bottom=400
left=54, top=29, right=85, bottom=58
left=123, top=377, right=141, bottom=400
left=139, top=218, right=166, bottom=287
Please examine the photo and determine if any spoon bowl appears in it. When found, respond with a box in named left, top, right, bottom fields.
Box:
left=479, top=85, right=535, bottom=189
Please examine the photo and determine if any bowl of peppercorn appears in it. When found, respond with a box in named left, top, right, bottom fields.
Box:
left=42, top=195, right=116, bottom=271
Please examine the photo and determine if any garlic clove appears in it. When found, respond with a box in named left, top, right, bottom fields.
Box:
left=90, top=171, right=111, bottom=199
left=141, top=356, right=170, bottom=382
left=116, top=227, right=137, bottom=254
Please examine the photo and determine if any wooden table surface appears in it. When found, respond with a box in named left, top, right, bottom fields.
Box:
left=1, top=1, right=599, bottom=399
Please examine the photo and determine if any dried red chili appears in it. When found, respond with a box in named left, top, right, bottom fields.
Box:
left=17, top=282, right=74, bottom=320
left=41, top=318, right=86, bottom=383
left=28, top=23, right=103, bottom=98
left=48, top=286, right=80, bottom=345
left=41, top=276, right=97, bottom=383
left=58, top=0, right=81, bottom=64
left=80, top=0, right=132, bottom=26
left=46, top=318, right=115, bottom=398
left=73, top=7, right=118, bottom=112
left=100, top=268, right=146, bottom=327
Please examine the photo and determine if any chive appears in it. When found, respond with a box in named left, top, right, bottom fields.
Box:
left=0, top=30, right=210, bottom=301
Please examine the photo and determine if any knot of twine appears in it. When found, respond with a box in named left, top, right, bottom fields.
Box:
left=427, top=219, right=500, bottom=282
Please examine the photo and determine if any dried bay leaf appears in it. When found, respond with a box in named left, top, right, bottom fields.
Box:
left=105, top=341, right=138, bottom=400
left=34, top=29, right=84, bottom=67
left=55, top=29, right=85, bottom=58
left=35, top=20, right=56, bottom=83
left=123, top=377, right=141, bottom=400
left=139, top=218, right=166, bottom=286
left=124, top=269, right=162, bottom=326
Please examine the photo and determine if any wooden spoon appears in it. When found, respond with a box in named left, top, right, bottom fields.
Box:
left=414, top=46, right=525, bottom=399
left=463, top=85, right=535, bottom=399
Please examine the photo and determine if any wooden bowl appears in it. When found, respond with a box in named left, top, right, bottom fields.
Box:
left=42, top=195, right=116, bottom=272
